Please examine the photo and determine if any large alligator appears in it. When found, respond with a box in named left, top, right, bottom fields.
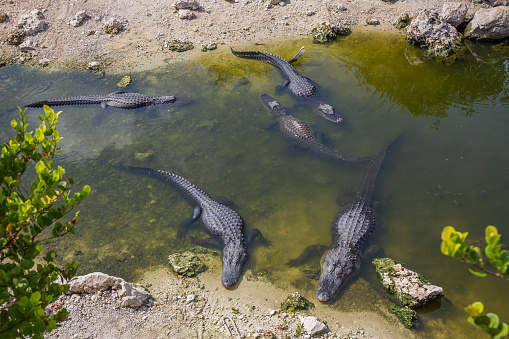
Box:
left=231, top=47, right=343, bottom=123
left=259, top=94, right=371, bottom=163
left=25, top=91, right=184, bottom=110
left=118, top=166, right=265, bottom=289
left=287, top=142, right=391, bottom=302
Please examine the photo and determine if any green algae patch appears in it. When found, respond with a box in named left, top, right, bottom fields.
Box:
left=168, top=40, right=194, bottom=52
left=167, top=251, right=206, bottom=277
left=117, top=75, right=132, bottom=87
left=388, top=303, right=417, bottom=329
left=280, top=292, right=314, bottom=313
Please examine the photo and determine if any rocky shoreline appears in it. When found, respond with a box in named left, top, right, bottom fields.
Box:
left=1, top=0, right=507, bottom=73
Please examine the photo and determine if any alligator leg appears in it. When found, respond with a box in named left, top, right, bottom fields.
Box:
left=191, top=236, right=225, bottom=250
left=286, top=244, right=328, bottom=267
left=177, top=206, right=202, bottom=239
left=288, top=46, right=306, bottom=64
left=246, top=229, right=270, bottom=247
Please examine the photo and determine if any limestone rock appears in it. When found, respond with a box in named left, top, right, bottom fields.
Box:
left=406, top=9, right=463, bottom=57
left=68, top=272, right=123, bottom=294
left=312, top=21, right=351, bottom=43
left=465, top=6, right=509, bottom=40
left=19, top=39, right=37, bottom=52
left=279, top=292, right=314, bottom=313
left=67, top=272, right=150, bottom=309
left=118, top=281, right=150, bottom=308
left=0, top=12, right=8, bottom=23
left=70, top=11, right=88, bottom=27
left=373, top=258, right=444, bottom=308
left=394, top=12, right=412, bottom=29
left=178, top=9, right=196, bottom=20
left=298, top=315, right=328, bottom=336
left=7, top=30, right=26, bottom=46
left=366, top=18, right=380, bottom=25
left=17, top=9, right=46, bottom=35
left=441, top=2, right=468, bottom=27
left=103, top=17, right=124, bottom=35
left=487, top=0, right=509, bottom=6
left=173, top=0, right=200, bottom=10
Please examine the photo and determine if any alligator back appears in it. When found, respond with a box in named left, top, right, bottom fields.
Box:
left=231, top=48, right=316, bottom=97
left=119, top=166, right=248, bottom=288
left=332, top=148, right=386, bottom=249
left=259, top=94, right=366, bottom=163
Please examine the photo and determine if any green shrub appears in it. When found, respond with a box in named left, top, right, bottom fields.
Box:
left=0, top=106, right=90, bottom=338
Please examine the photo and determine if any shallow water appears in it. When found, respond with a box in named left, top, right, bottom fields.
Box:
left=1, top=31, right=508, bottom=337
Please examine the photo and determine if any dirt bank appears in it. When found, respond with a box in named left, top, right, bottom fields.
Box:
left=0, top=0, right=484, bottom=73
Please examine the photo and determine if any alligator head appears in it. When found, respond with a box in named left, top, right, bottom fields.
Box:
left=315, top=102, right=343, bottom=123
left=220, top=242, right=247, bottom=289
left=152, top=95, right=176, bottom=104
left=316, top=246, right=357, bottom=302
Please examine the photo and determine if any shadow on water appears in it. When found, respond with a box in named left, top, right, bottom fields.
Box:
left=1, top=31, right=509, bottom=338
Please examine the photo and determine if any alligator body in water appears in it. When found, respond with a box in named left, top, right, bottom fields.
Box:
left=25, top=91, right=186, bottom=110
left=287, top=142, right=391, bottom=302
left=231, top=47, right=343, bottom=123
left=259, top=94, right=371, bottom=163
left=118, top=166, right=265, bottom=289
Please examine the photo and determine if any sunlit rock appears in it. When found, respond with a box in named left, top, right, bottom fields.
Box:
left=298, top=315, right=328, bottom=336
left=69, top=11, right=88, bottom=27
left=441, top=2, right=468, bottom=27
left=406, top=9, right=463, bottom=58
left=373, top=258, right=444, bottom=307
left=17, top=9, right=46, bottom=35
left=465, top=6, right=509, bottom=40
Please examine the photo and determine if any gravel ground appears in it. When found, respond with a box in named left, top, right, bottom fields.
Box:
left=0, top=0, right=484, bottom=72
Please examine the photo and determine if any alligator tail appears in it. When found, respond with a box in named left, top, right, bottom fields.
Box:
left=230, top=48, right=285, bottom=69
left=26, top=96, right=105, bottom=108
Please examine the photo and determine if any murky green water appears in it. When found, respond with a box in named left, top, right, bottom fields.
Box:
left=1, top=31, right=508, bottom=337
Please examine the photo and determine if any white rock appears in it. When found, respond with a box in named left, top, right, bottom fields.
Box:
left=178, top=9, right=196, bottom=20
left=269, top=309, right=276, bottom=316
left=441, top=2, right=468, bottom=27
left=466, top=6, right=509, bottom=40
left=69, top=11, right=88, bottom=27
left=17, top=9, right=46, bottom=35
left=19, top=39, right=37, bottom=52
left=299, top=315, right=328, bottom=336
left=68, top=272, right=122, bottom=294
left=186, top=294, right=196, bottom=302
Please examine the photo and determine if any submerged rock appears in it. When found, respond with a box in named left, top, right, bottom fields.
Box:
left=388, top=303, right=418, bottom=328
left=279, top=292, right=314, bottom=313
left=406, top=8, right=463, bottom=58
left=117, top=75, right=132, bottom=87
left=465, top=6, right=509, bottom=40
left=373, top=258, right=444, bottom=307
left=167, top=251, right=206, bottom=277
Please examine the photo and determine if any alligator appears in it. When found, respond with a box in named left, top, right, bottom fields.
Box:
left=231, top=47, right=343, bottom=123
left=287, top=142, right=391, bottom=302
left=118, top=166, right=266, bottom=289
left=259, top=94, right=371, bottom=163
left=25, top=91, right=181, bottom=110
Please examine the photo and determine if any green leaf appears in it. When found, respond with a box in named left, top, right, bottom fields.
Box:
left=494, top=323, right=508, bottom=339
left=486, top=313, right=500, bottom=329
left=465, top=302, right=484, bottom=317
left=469, top=266, right=487, bottom=278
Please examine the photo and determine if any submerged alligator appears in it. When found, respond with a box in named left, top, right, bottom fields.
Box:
left=287, top=141, right=392, bottom=302
left=118, top=166, right=266, bottom=289
left=25, top=91, right=185, bottom=110
left=231, top=47, right=343, bottom=123
left=259, top=94, right=371, bottom=163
